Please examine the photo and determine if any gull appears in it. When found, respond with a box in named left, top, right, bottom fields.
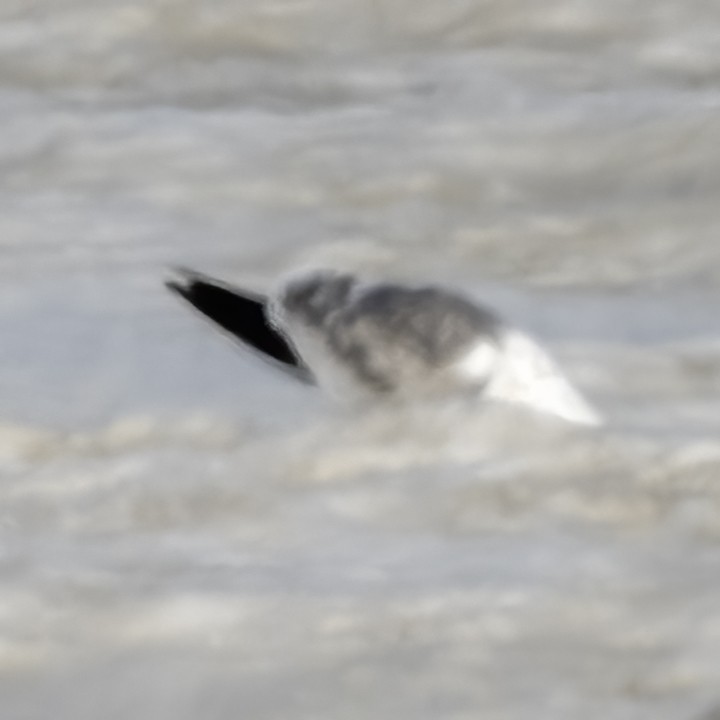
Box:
left=165, top=268, right=601, bottom=426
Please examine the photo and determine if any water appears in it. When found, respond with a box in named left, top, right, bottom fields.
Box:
left=2, top=1, right=720, bottom=718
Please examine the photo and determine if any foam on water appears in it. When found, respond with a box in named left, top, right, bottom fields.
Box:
left=3, top=403, right=720, bottom=718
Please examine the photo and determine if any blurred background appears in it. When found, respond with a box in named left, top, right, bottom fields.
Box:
left=2, top=1, right=720, bottom=718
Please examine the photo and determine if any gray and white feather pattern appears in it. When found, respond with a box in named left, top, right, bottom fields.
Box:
left=167, top=267, right=601, bottom=426
left=268, top=270, right=601, bottom=425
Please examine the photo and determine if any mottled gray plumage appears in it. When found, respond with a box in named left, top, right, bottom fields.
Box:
left=168, top=267, right=602, bottom=425
left=272, top=271, right=501, bottom=395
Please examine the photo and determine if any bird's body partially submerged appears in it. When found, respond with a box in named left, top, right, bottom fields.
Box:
left=166, top=268, right=601, bottom=426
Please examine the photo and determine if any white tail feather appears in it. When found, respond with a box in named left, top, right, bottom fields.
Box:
left=459, top=331, right=602, bottom=426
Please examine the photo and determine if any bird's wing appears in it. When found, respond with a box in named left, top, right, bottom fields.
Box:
left=165, top=268, right=314, bottom=383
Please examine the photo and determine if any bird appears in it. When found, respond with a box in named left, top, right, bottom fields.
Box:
left=165, top=267, right=602, bottom=426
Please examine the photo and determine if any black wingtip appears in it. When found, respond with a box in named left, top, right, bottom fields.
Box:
left=164, top=266, right=314, bottom=383
left=164, top=278, right=185, bottom=296
left=165, top=266, right=207, bottom=297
